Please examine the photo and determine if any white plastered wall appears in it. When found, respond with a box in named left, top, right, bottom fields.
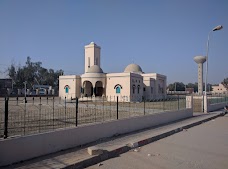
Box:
left=59, top=75, right=81, bottom=100
left=106, top=73, right=131, bottom=102
left=130, top=73, right=144, bottom=102
left=143, top=76, right=155, bottom=100
left=84, top=43, right=101, bottom=73
left=212, top=83, right=228, bottom=94
left=142, top=73, right=167, bottom=99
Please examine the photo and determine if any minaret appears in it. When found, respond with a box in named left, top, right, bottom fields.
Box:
left=84, top=42, right=101, bottom=73
left=194, top=56, right=206, bottom=95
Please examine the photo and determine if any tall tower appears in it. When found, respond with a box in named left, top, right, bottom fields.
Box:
left=84, top=42, right=101, bottom=73
left=194, top=56, right=206, bottom=95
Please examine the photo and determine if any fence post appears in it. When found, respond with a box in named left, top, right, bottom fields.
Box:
left=93, top=96, right=96, bottom=122
left=143, top=97, right=145, bottom=115
left=24, top=96, right=27, bottom=135
left=163, top=96, right=165, bottom=111
left=4, top=97, right=9, bottom=139
left=16, top=96, right=18, bottom=105
left=76, top=97, right=78, bottom=126
left=102, top=96, right=104, bottom=122
left=65, top=96, right=66, bottom=127
left=109, top=96, right=111, bottom=120
left=129, top=96, right=131, bottom=117
left=47, top=97, right=48, bottom=104
left=178, top=95, right=180, bottom=110
left=217, top=93, right=218, bottom=103
left=39, top=97, right=41, bottom=132
left=117, top=96, right=119, bottom=120
left=53, top=97, right=55, bottom=130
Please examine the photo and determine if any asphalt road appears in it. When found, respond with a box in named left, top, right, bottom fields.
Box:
left=88, top=114, right=228, bottom=169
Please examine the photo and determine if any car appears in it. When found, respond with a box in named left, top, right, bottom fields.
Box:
left=39, top=88, right=46, bottom=95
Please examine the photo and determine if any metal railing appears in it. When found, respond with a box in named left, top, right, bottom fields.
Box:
left=0, top=95, right=188, bottom=139
left=207, top=93, right=228, bottom=105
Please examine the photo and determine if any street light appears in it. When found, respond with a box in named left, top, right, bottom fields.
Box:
left=204, top=25, right=223, bottom=112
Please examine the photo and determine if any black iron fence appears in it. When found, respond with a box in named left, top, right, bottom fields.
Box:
left=0, top=95, right=187, bottom=139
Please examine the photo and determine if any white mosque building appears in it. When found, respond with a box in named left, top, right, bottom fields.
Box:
left=59, top=42, right=167, bottom=102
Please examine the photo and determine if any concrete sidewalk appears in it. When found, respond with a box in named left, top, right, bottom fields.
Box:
left=3, top=111, right=223, bottom=169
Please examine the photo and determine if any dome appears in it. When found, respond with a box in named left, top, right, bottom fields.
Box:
left=124, top=63, right=143, bottom=73
left=87, top=65, right=103, bottom=73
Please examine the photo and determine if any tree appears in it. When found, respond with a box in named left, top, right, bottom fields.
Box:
left=167, top=82, right=185, bottom=91
left=222, top=77, right=228, bottom=90
left=7, top=57, right=64, bottom=89
left=186, top=83, right=198, bottom=92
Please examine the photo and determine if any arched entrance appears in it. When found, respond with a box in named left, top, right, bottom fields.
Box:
left=83, top=81, right=93, bottom=97
left=95, top=81, right=103, bottom=96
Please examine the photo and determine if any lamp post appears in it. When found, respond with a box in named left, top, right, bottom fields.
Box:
left=204, top=25, right=223, bottom=113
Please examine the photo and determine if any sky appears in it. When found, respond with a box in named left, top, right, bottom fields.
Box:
left=0, top=0, right=227, bottom=84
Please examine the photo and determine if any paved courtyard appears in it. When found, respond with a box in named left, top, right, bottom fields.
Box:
left=88, top=114, right=228, bottom=169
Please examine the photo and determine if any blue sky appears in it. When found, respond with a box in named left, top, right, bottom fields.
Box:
left=0, top=0, right=227, bottom=84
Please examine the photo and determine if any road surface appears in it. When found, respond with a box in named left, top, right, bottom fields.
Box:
left=88, top=114, right=228, bottom=169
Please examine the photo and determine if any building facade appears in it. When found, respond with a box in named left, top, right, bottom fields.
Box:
left=211, top=83, right=228, bottom=94
left=59, top=42, right=167, bottom=102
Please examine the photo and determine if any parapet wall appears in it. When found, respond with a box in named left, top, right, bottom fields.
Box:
left=0, top=108, right=193, bottom=166
left=208, top=102, right=227, bottom=112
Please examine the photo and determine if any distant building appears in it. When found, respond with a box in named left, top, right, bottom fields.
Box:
left=185, top=88, right=194, bottom=94
left=59, top=42, right=167, bottom=102
left=211, top=83, right=228, bottom=94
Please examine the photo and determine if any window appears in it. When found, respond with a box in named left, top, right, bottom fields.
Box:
left=116, top=86, right=121, bottom=93
left=133, top=85, right=135, bottom=94
left=138, top=85, right=140, bottom=94
left=151, top=87, right=153, bottom=94
left=114, top=84, right=122, bottom=94
left=143, top=87, right=146, bottom=91
left=65, top=87, right=69, bottom=93
left=64, top=85, right=70, bottom=94
left=88, top=57, right=90, bottom=68
left=158, top=85, right=161, bottom=93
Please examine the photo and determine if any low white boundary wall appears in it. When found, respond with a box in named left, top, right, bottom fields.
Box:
left=208, top=102, right=227, bottom=112
left=0, top=108, right=193, bottom=166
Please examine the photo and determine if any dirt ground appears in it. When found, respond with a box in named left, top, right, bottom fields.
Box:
left=0, top=97, right=186, bottom=138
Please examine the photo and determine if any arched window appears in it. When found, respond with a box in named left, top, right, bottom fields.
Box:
left=133, top=85, right=135, bottom=94
left=88, top=57, right=90, bottom=68
left=114, top=84, right=122, bottom=94
left=65, top=87, right=69, bottom=93
left=137, top=85, right=140, bottom=94
left=116, top=86, right=120, bottom=94
left=64, top=85, right=70, bottom=94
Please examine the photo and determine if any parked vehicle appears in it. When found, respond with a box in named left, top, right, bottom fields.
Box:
left=39, top=88, right=46, bottom=95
